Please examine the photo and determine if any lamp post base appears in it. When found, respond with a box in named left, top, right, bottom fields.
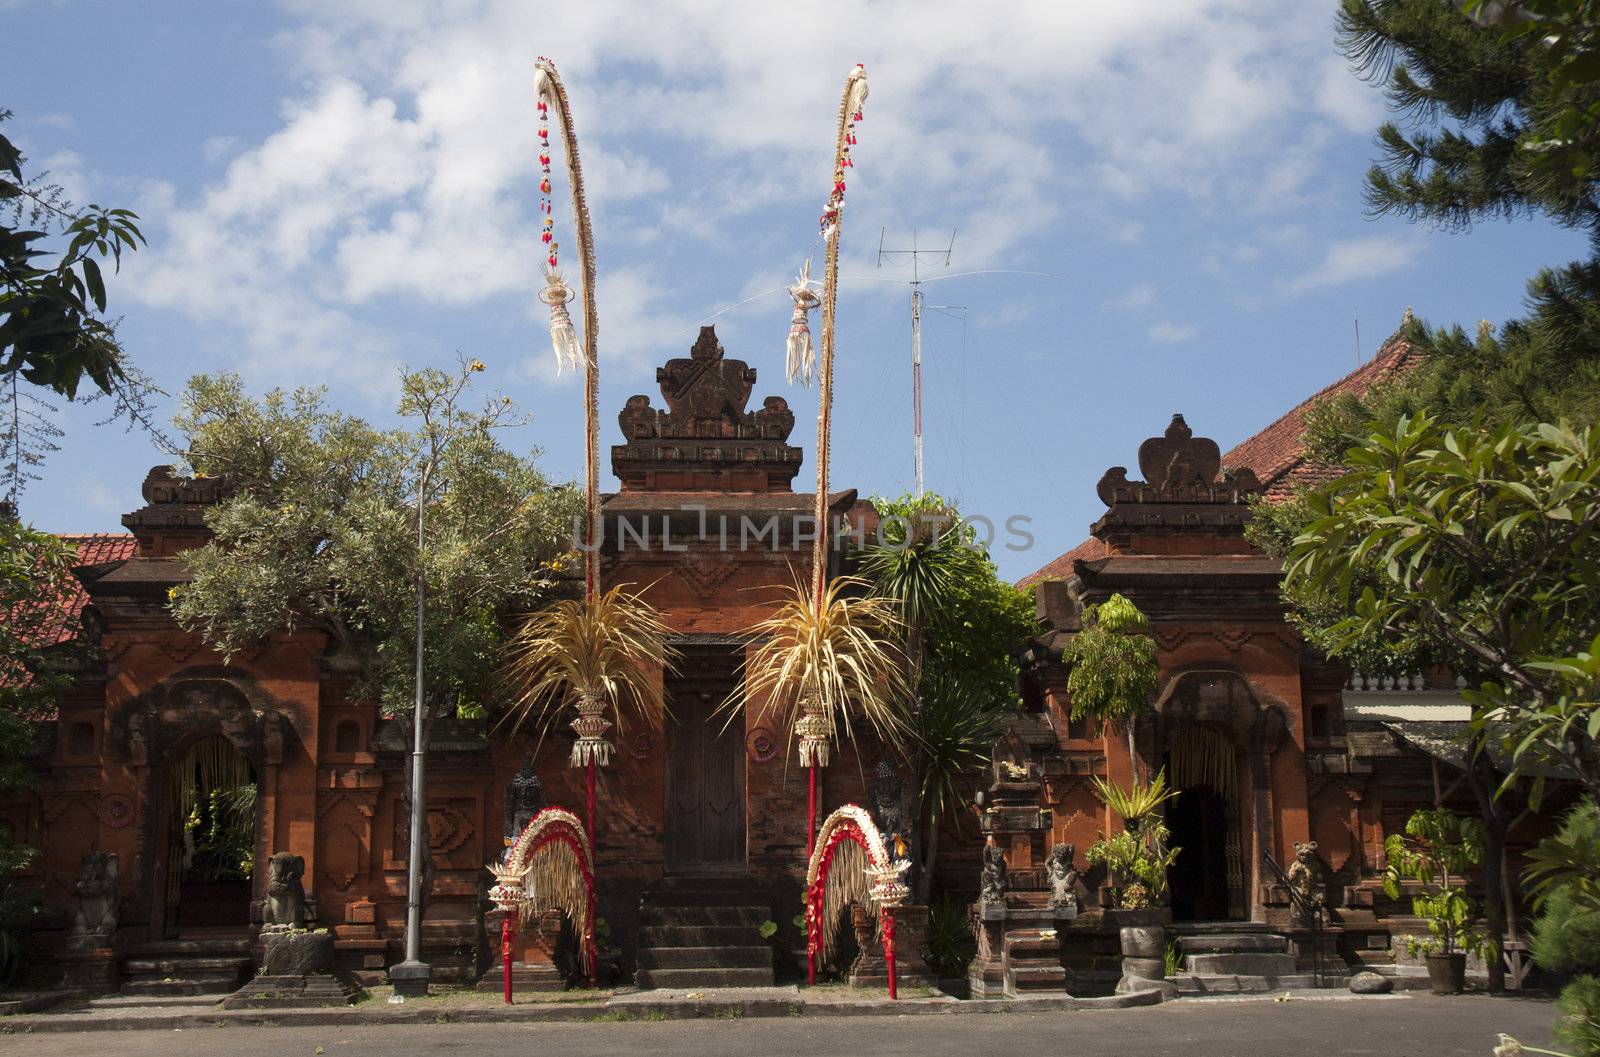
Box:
left=389, top=959, right=432, bottom=998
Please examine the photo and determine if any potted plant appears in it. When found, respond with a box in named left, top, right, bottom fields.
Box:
left=1086, top=771, right=1181, bottom=923
left=1381, top=808, right=1490, bottom=994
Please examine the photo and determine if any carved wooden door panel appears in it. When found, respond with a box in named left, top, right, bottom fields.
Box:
left=665, top=645, right=746, bottom=870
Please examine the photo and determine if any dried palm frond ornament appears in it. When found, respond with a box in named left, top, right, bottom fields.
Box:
left=487, top=807, right=597, bottom=1001
left=805, top=804, right=911, bottom=996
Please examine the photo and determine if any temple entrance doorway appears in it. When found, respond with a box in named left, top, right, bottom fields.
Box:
left=1165, top=725, right=1245, bottom=922
left=161, top=733, right=259, bottom=937
left=665, top=643, right=746, bottom=871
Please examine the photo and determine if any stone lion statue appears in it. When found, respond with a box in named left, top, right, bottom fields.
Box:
left=1285, top=841, right=1328, bottom=924
left=70, top=851, right=119, bottom=946
left=265, top=851, right=308, bottom=930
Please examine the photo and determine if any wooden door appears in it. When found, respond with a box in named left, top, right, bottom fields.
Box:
left=665, top=645, right=746, bottom=870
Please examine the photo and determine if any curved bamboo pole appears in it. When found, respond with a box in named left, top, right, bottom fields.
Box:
left=810, top=65, right=869, bottom=608
left=534, top=60, right=602, bottom=964
left=802, top=66, right=869, bottom=863
left=534, top=57, right=601, bottom=606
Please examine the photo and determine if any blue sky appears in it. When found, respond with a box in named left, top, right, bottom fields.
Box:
left=6, top=0, right=1590, bottom=581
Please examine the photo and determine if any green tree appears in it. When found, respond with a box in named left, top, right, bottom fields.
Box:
left=1063, top=593, right=1163, bottom=782
left=1280, top=413, right=1600, bottom=992
left=168, top=365, right=580, bottom=732
left=1, top=111, right=167, bottom=501
left=857, top=493, right=1036, bottom=900
left=0, top=515, right=79, bottom=979
left=1338, top=0, right=1600, bottom=248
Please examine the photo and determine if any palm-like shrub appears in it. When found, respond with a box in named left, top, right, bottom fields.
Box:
left=1087, top=771, right=1181, bottom=909
left=502, top=585, right=677, bottom=754
left=741, top=575, right=907, bottom=765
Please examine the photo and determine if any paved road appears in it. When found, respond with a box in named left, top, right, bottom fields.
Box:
left=0, top=992, right=1560, bottom=1057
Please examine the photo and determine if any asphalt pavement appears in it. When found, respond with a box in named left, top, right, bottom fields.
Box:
left=0, top=991, right=1560, bottom=1057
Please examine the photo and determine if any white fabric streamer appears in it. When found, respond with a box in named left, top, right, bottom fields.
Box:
left=786, top=260, right=821, bottom=386
left=540, top=271, right=582, bottom=373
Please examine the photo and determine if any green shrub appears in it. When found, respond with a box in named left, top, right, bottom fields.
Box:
left=1556, top=975, right=1600, bottom=1057
left=923, top=893, right=976, bottom=978
left=1533, top=885, right=1600, bottom=978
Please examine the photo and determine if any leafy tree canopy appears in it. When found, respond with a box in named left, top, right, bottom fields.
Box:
left=1338, top=0, right=1600, bottom=247
left=0, top=111, right=143, bottom=402
left=169, top=366, right=580, bottom=719
left=0, top=516, right=77, bottom=798
left=1282, top=413, right=1600, bottom=804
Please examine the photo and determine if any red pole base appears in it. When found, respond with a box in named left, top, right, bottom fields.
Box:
left=806, top=764, right=817, bottom=859
left=882, top=907, right=897, bottom=1000
left=502, top=915, right=515, bottom=1004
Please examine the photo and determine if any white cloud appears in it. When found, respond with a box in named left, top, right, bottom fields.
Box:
left=1315, top=57, right=1385, bottom=137
left=1114, top=283, right=1157, bottom=310
left=1149, top=321, right=1198, bottom=343
left=1279, top=235, right=1423, bottom=296
left=116, top=0, right=1381, bottom=405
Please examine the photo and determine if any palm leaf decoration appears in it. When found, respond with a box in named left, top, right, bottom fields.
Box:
left=502, top=584, right=677, bottom=763
left=741, top=573, right=909, bottom=766
left=1092, top=769, right=1179, bottom=831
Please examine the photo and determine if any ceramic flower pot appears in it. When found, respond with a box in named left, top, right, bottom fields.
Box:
left=1425, top=951, right=1466, bottom=994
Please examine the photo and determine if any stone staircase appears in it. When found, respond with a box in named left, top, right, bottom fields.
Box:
left=1170, top=924, right=1345, bottom=994
left=121, top=937, right=253, bottom=997
left=1003, top=927, right=1066, bottom=994
left=635, top=875, right=776, bottom=989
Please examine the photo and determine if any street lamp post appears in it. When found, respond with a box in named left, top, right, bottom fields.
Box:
left=391, top=470, right=433, bottom=997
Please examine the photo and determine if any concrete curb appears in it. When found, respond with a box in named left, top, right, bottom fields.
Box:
left=0, top=986, right=1169, bottom=1034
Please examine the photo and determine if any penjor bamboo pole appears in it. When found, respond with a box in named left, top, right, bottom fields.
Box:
left=806, top=66, right=867, bottom=866
left=536, top=61, right=605, bottom=982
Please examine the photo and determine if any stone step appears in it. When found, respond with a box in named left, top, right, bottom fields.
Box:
left=640, top=924, right=762, bottom=947
left=634, top=966, right=775, bottom=989
left=127, top=938, right=251, bottom=956
left=1179, top=933, right=1288, bottom=954
left=637, top=946, right=774, bottom=970
left=1007, top=965, right=1067, bottom=991
left=640, top=905, right=768, bottom=927
left=121, top=973, right=246, bottom=996
left=1185, top=952, right=1298, bottom=976
left=85, top=994, right=223, bottom=1010
left=1005, top=933, right=1061, bottom=958
left=125, top=956, right=253, bottom=974
left=1171, top=971, right=1349, bottom=995
left=646, top=889, right=774, bottom=909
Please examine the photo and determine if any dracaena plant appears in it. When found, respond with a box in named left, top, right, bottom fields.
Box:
left=1381, top=808, right=1491, bottom=959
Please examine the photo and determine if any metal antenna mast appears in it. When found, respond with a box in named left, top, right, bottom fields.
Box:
left=877, top=228, right=955, bottom=496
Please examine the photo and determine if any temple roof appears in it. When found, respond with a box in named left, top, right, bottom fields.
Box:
left=1019, top=330, right=1422, bottom=587
left=26, top=534, right=138, bottom=647
left=611, top=325, right=803, bottom=493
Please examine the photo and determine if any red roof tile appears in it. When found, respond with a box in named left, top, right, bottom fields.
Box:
left=41, top=534, right=139, bottom=646
left=1220, top=334, right=1422, bottom=500
left=1018, top=331, right=1424, bottom=587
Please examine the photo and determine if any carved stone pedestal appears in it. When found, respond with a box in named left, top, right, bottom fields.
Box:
left=57, top=946, right=119, bottom=989
left=848, top=904, right=933, bottom=991
left=1112, top=910, right=1176, bottom=999
left=224, top=929, right=361, bottom=1009
left=476, top=907, right=566, bottom=993
left=968, top=901, right=1009, bottom=998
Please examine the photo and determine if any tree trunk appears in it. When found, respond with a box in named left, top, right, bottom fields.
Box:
left=1466, top=752, right=1508, bottom=994
left=1126, top=724, right=1141, bottom=785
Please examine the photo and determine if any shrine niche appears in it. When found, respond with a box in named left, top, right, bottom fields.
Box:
left=1149, top=668, right=1289, bottom=757
left=612, top=325, right=802, bottom=492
